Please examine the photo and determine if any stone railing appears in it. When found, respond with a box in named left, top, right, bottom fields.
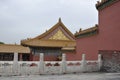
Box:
left=0, top=53, right=102, bottom=75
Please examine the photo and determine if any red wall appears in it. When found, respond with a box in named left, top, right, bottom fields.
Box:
left=98, top=1, right=120, bottom=50
left=67, top=35, right=99, bottom=60
left=67, top=1, right=120, bottom=60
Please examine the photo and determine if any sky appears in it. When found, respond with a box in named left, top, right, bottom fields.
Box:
left=0, top=0, right=99, bottom=44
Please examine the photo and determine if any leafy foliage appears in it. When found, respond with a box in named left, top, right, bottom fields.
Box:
left=0, top=42, right=4, bottom=44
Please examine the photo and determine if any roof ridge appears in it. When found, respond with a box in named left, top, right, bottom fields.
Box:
left=75, top=24, right=98, bottom=38
left=96, top=0, right=119, bottom=10
left=35, top=21, right=60, bottom=39
left=33, top=18, right=75, bottom=40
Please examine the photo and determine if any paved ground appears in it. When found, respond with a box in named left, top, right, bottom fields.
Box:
left=0, top=73, right=120, bottom=80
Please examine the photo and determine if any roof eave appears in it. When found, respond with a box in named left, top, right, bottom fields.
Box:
left=96, top=0, right=119, bottom=10
left=75, top=27, right=98, bottom=39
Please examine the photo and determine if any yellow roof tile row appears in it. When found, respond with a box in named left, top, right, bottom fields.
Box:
left=0, top=44, right=30, bottom=53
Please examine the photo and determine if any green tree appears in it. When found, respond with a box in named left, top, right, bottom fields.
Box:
left=0, top=42, right=4, bottom=44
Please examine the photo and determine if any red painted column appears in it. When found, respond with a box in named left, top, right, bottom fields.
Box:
left=19, top=53, right=23, bottom=61
left=29, top=51, right=33, bottom=61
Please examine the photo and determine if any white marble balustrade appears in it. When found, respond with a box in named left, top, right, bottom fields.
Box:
left=0, top=53, right=102, bottom=75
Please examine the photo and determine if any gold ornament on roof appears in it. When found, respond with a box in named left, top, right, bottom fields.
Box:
left=49, top=30, right=70, bottom=40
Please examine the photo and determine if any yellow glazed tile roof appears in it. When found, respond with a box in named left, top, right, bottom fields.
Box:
left=75, top=25, right=98, bottom=37
left=0, top=44, right=30, bottom=53
left=22, top=39, right=76, bottom=47
left=21, top=18, right=76, bottom=48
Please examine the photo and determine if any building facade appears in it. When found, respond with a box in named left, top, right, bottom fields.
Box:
left=0, top=44, right=30, bottom=61
left=21, top=18, right=76, bottom=61
left=0, top=0, right=120, bottom=72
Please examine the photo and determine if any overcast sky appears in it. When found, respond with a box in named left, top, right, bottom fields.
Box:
left=0, top=0, right=99, bottom=44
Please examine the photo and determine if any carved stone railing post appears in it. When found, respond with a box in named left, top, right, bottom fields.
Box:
left=61, top=54, right=67, bottom=73
left=98, top=54, right=102, bottom=71
left=81, top=54, right=87, bottom=72
left=39, top=53, right=44, bottom=74
left=13, top=52, right=18, bottom=75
